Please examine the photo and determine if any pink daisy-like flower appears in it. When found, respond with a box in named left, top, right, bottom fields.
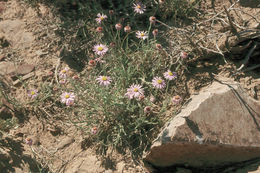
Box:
left=95, top=13, right=107, bottom=24
left=93, top=44, right=108, bottom=56
left=27, top=89, right=38, bottom=99
left=125, top=84, right=144, bottom=100
left=96, top=76, right=112, bottom=86
left=59, top=67, right=69, bottom=79
left=163, top=70, right=177, bottom=80
left=60, top=92, right=76, bottom=106
left=136, top=31, right=148, bottom=40
left=91, top=127, right=98, bottom=134
left=152, top=77, right=166, bottom=89
left=172, top=95, right=182, bottom=104
left=133, top=2, right=146, bottom=14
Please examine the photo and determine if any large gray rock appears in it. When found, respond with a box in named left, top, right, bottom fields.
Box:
left=144, top=80, right=260, bottom=169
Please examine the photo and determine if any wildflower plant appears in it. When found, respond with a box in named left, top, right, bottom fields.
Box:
left=21, top=0, right=190, bottom=162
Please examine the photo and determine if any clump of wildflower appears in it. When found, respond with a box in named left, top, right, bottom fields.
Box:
left=96, top=26, right=103, bottom=32
left=144, top=106, right=152, bottom=114
left=133, top=2, right=146, bottom=14
left=27, top=89, right=38, bottom=99
left=181, top=51, right=188, bottom=59
left=60, top=92, right=75, bottom=106
left=125, top=84, right=144, bottom=100
left=172, top=95, right=182, bottom=104
left=124, top=25, right=131, bottom=33
left=25, top=138, right=33, bottom=146
left=96, top=76, right=112, bottom=86
left=95, top=13, right=107, bottom=24
left=93, top=44, right=108, bottom=56
left=163, top=70, right=177, bottom=80
left=91, top=127, right=98, bottom=134
left=149, top=16, right=156, bottom=24
left=59, top=67, right=69, bottom=79
left=152, top=29, right=158, bottom=37
left=152, top=77, right=166, bottom=89
left=115, top=23, right=122, bottom=30
left=136, top=31, right=148, bottom=40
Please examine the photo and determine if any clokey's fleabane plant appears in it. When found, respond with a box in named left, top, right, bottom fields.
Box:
left=136, top=31, right=148, bottom=40
left=96, top=76, right=112, bottom=86
left=163, top=70, right=177, bottom=80
left=152, top=77, right=166, bottom=89
left=133, top=2, right=146, bottom=14
left=125, top=84, right=144, bottom=100
left=93, top=44, right=108, bottom=56
left=60, top=92, right=75, bottom=106
left=95, top=13, right=107, bottom=24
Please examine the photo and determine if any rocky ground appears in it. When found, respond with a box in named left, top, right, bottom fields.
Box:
left=0, top=0, right=259, bottom=172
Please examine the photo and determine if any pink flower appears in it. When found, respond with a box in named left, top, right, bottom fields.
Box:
left=150, top=95, right=155, bottom=103
left=95, top=13, right=107, bottom=24
left=180, top=51, right=188, bottom=59
left=59, top=78, right=67, bottom=84
left=96, top=76, right=112, bottom=86
left=125, top=84, right=144, bottom=100
left=91, top=127, right=98, bottom=134
left=133, top=2, right=146, bottom=14
left=152, top=77, right=165, bottom=89
left=25, top=138, right=33, bottom=146
left=115, top=23, right=122, bottom=30
left=96, top=26, right=103, bottom=32
left=144, top=106, right=152, bottom=114
left=172, top=95, right=182, bottom=104
left=136, top=31, right=148, bottom=40
left=60, top=92, right=76, bottom=106
left=93, top=44, right=108, bottom=56
left=124, top=25, right=131, bottom=33
left=152, top=29, right=158, bottom=37
left=163, top=70, right=177, bottom=80
left=59, top=67, right=69, bottom=79
left=27, top=89, right=38, bottom=99
left=149, top=16, right=156, bottom=24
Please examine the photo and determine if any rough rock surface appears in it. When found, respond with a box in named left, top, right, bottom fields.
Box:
left=144, top=80, right=260, bottom=170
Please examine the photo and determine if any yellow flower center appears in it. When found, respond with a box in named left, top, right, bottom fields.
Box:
left=65, top=94, right=70, bottom=99
left=137, top=5, right=141, bottom=9
left=168, top=72, right=173, bottom=76
left=102, top=76, right=107, bottom=81
left=61, top=70, right=66, bottom=73
left=31, top=91, right=35, bottom=95
left=100, top=16, right=104, bottom=20
left=98, top=46, right=103, bottom=51
left=157, top=79, right=162, bottom=84
left=133, top=88, right=139, bottom=92
left=140, top=33, right=145, bottom=37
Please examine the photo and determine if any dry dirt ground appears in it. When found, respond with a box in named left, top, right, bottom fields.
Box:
left=0, top=0, right=259, bottom=173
